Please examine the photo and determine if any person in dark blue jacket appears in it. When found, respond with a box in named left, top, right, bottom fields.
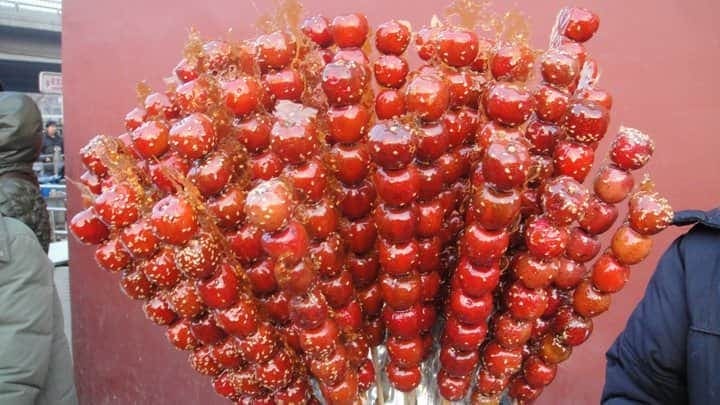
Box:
left=602, top=209, right=720, bottom=404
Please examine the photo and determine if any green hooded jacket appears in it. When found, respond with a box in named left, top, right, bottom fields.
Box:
left=0, top=215, right=77, bottom=404
left=0, top=93, right=51, bottom=252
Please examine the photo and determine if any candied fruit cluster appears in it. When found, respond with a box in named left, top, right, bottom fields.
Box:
left=70, top=3, right=673, bottom=404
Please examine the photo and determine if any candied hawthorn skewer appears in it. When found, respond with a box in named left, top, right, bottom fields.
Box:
left=509, top=126, right=658, bottom=402
left=305, top=13, right=379, bottom=392
left=71, top=5, right=679, bottom=404
left=72, top=133, right=309, bottom=403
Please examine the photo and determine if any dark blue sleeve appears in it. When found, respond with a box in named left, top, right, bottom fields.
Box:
left=602, top=236, right=688, bottom=404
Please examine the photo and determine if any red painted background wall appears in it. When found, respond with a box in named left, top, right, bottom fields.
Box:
left=63, top=0, right=720, bottom=403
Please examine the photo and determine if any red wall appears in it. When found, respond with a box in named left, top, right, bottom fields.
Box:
left=63, top=0, right=720, bottom=403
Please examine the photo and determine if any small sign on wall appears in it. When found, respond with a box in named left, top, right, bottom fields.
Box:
left=39, top=71, right=62, bottom=94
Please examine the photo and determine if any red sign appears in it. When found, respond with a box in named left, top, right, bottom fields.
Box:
left=39, top=71, right=62, bottom=94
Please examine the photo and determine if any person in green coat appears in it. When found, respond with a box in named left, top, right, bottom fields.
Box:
left=0, top=215, right=77, bottom=404
left=0, top=91, right=51, bottom=252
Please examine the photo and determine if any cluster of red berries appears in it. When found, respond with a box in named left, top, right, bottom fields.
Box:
left=69, top=4, right=673, bottom=404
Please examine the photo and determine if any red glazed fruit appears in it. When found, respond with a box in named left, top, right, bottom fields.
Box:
left=386, top=362, right=421, bottom=392
left=540, top=49, right=580, bottom=88
left=564, top=100, right=609, bottom=144
left=562, top=7, right=600, bottom=42
left=328, top=143, right=370, bottom=186
left=491, top=44, right=534, bottom=82
left=534, top=84, right=569, bottom=124
left=538, top=334, right=572, bottom=365
left=188, top=315, right=225, bottom=346
left=440, top=346, right=480, bottom=377
left=573, top=280, right=611, bottom=318
left=326, top=104, right=370, bottom=144
left=541, top=176, right=589, bottom=226
left=387, top=335, right=424, bottom=367
left=373, top=166, right=420, bottom=208
left=270, top=109, right=319, bottom=165
left=188, top=151, right=234, bottom=197
left=493, top=312, right=532, bottom=350
left=310, top=346, right=348, bottom=385
left=475, top=369, right=509, bottom=397
left=246, top=152, right=281, bottom=181
left=70, top=208, right=109, bottom=245
left=553, top=140, right=595, bottom=183
left=577, top=87, right=613, bottom=110
left=442, top=315, right=487, bottom=352
left=237, top=323, right=277, bottom=363
left=223, top=76, right=263, bottom=117
left=255, top=348, right=294, bottom=391
left=331, top=13, right=369, bottom=48
left=437, top=370, right=471, bottom=401
left=375, top=20, right=411, bottom=55
left=245, top=179, right=295, bottom=233
left=512, top=253, right=558, bottom=289
left=176, top=232, right=220, bottom=279
left=611, top=225, right=653, bottom=265
left=235, top=118, right=272, bottom=153
left=368, top=121, right=415, bottom=170
left=524, top=355, right=557, bottom=388
left=610, top=127, right=655, bottom=171
left=262, top=221, right=310, bottom=266
left=264, top=68, right=304, bottom=102
left=505, top=282, right=549, bottom=321
left=167, top=319, right=199, bottom=351
left=508, top=377, right=542, bottom=402
left=131, top=120, right=170, bottom=159
left=174, top=78, right=211, bottom=114
left=120, top=269, right=154, bottom=300
left=168, top=280, right=205, bottom=318
left=374, top=55, right=409, bottom=88
left=150, top=195, right=198, bottom=245
left=144, top=294, right=177, bottom=325
left=594, top=165, right=635, bottom=204
left=591, top=253, right=630, bottom=293
left=301, top=15, right=333, bottom=48
left=579, top=197, right=619, bottom=235
left=375, top=89, right=406, bottom=119
left=565, top=228, right=601, bottom=263
left=449, top=289, right=493, bottom=325
left=483, top=341, right=523, bottom=377
left=470, top=184, right=521, bottom=231
left=169, top=113, right=216, bottom=159
left=208, top=186, right=245, bottom=229
left=255, top=31, right=297, bottom=71
left=142, top=247, right=181, bottom=288
left=461, top=224, right=510, bottom=266
left=94, top=183, right=140, bottom=228
left=484, top=83, right=534, bottom=126
left=454, top=258, right=501, bottom=298
left=628, top=185, right=673, bottom=235
left=144, top=92, right=178, bottom=120
left=198, top=263, right=240, bottom=309
left=405, top=74, right=450, bottom=122
left=554, top=256, right=584, bottom=290
left=553, top=306, right=593, bottom=346
left=124, top=107, right=146, bottom=131
left=94, top=238, right=131, bottom=272
left=482, top=141, right=531, bottom=191
left=322, top=60, right=366, bottom=106
left=148, top=153, right=191, bottom=193
left=299, top=318, right=339, bottom=358
left=525, top=216, right=569, bottom=259
left=437, top=28, right=479, bottom=67
left=215, top=296, right=259, bottom=337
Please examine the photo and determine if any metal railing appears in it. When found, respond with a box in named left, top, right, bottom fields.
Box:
left=0, top=0, right=61, bottom=14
